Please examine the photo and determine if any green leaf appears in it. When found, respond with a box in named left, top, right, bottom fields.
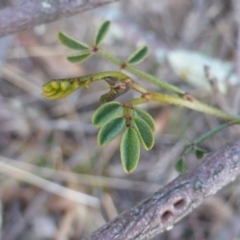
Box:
left=195, top=147, right=207, bottom=159
left=58, top=32, right=90, bottom=50
left=133, top=118, right=154, bottom=150
left=175, top=157, right=187, bottom=173
left=94, top=20, right=111, bottom=46
left=120, top=128, right=140, bottom=173
left=92, top=102, right=123, bottom=127
left=127, top=45, right=148, bottom=65
left=134, top=107, right=155, bottom=131
left=67, top=52, right=92, bottom=63
left=98, top=116, right=125, bottom=146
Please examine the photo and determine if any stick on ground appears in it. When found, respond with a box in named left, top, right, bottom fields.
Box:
left=84, top=138, right=240, bottom=240
left=0, top=0, right=120, bottom=38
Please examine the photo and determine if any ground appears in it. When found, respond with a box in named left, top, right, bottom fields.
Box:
left=0, top=0, right=240, bottom=239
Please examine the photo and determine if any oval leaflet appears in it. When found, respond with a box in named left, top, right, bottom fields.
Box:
left=120, top=127, right=140, bottom=173
left=127, top=45, right=148, bottom=65
left=98, top=116, right=125, bottom=146
left=133, top=117, right=154, bottom=150
left=58, top=31, right=90, bottom=50
left=92, top=102, right=123, bottom=128
left=134, top=107, right=155, bottom=131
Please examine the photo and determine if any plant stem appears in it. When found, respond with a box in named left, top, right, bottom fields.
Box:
left=97, top=49, right=185, bottom=95
left=126, top=98, right=148, bottom=106
left=97, top=49, right=124, bottom=66
left=150, top=92, right=239, bottom=122
left=183, top=121, right=238, bottom=155
left=126, top=65, right=184, bottom=95
left=89, top=71, right=239, bottom=122
left=77, top=71, right=129, bottom=82
left=194, top=121, right=237, bottom=144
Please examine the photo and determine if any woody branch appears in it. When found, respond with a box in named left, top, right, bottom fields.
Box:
left=0, top=0, right=120, bottom=38
left=84, top=138, right=240, bottom=240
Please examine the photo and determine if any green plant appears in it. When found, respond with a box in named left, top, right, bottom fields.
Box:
left=42, top=21, right=240, bottom=173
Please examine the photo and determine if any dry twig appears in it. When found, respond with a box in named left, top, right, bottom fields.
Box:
left=0, top=158, right=100, bottom=207
left=0, top=0, right=121, bottom=38
left=84, top=138, right=240, bottom=240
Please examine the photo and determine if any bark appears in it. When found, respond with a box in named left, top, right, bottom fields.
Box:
left=0, top=0, right=120, bottom=38
left=84, top=138, right=240, bottom=240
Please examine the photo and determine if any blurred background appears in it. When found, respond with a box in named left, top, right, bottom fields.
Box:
left=1, top=0, right=240, bottom=239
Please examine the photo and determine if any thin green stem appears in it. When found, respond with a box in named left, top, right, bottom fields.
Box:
left=80, top=71, right=239, bottom=122
left=97, top=49, right=185, bottom=95
left=126, top=98, right=148, bottom=106
left=183, top=120, right=239, bottom=156
left=125, top=65, right=184, bottom=95
left=130, top=82, right=148, bottom=94
left=76, top=71, right=129, bottom=82
left=150, top=92, right=239, bottom=122
left=94, top=50, right=239, bottom=122
left=46, top=71, right=129, bottom=84
left=97, top=49, right=124, bottom=66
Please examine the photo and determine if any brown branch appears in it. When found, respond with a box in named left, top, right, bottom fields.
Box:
left=84, top=138, right=240, bottom=240
left=0, top=0, right=120, bottom=38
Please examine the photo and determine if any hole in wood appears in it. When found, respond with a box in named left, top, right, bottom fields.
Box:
left=161, top=211, right=173, bottom=222
left=173, top=199, right=185, bottom=209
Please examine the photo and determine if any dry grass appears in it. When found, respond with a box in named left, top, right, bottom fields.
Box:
left=1, top=0, right=240, bottom=239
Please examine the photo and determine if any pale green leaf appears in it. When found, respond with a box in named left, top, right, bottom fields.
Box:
left=94, top=20, right=111, bottom=46
left=67, top=52, right=92, bottom=63
left=127, top=45, right=148, bottom=65
left=58, top=32, right=90, bottom=50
